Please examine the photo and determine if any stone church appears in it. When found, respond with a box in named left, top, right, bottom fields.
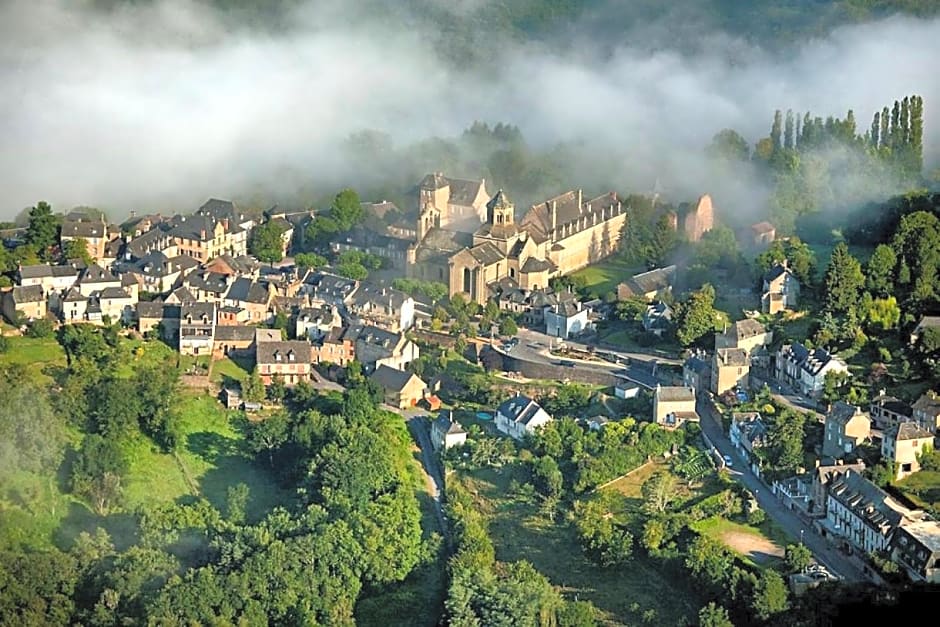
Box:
left=406, top=173, right=627, bottom=304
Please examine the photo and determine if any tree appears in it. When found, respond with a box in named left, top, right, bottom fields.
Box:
left=642, top=471, right=678, bottom=514
left=25, top=201, right=59, bottom=259
left=27, top=317, right=55, bottom=338
left=866, top=244, right=896, bottom=297
left=62, top=237, right=92, bottom=265
left=242, top=367, right=265, bottom=403
left=225, top=483, right=250, bottom=525
left=499, top=316, right=518, bottom=336
left=784, top=543, right=812, bottom=574
left=707, top=129, right=749, bottom=162
left=865, top=296, right=901, bottom=330
left=698, top=602, right=733, bottom=627
left=294, top=252, right=327, bottom=271
left=824, top=243, right=864, bottom=316
left=649, top=214, right=678, bottom=267
left=751, top=570, right=789, bottom=621
left=249, top=221, right=286, bottom=263
left=530, top=456, right=562, bottom=497
left=675, top=284, right=721, bottom=347
left=0, top=378, right=66, bottom=476
left=71, top=434, right=127, bottom=515
left=267, top=373, right=287, bottom=403
left=331, top=188, right=363, bottom=231
left=821, top=370, right=850, bottom=404
left=246, top=412, right=290, bottom=467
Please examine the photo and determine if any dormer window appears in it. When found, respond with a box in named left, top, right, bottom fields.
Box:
left=288, top=351, right=295, bottom=362
left=274, top=351, right=282, bottom=362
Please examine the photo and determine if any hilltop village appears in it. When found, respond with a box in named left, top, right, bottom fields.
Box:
left=2, top=171, right=940, bottom=625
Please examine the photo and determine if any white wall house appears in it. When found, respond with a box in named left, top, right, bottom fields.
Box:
left=495, top=395, right=552, bottom=440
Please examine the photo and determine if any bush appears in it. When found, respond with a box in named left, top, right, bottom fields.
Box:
left=26, top=318, right=55, bottom=338
left=0, top=335, right=9, bottom=353
left=747, top=508, right=766, bottom=526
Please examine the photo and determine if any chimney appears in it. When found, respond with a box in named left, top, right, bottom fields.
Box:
left=200, top=229, right=206, bottom=240
left=815, top=459, right=821, bottom=468
left=222, top=218, right=229, bottom=231
left=551, top=200, right=557, bottom=233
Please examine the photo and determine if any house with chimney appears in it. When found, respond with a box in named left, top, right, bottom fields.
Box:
left=653, top=385, right=699, bottom=429
left=616, top=265, right=676, bottom=302
left=642, top=301, right=673, bottom=336
left=711, top=348, right=749, bottom=396
left=346, top=324, right=419, bottom=372
left=296, top=305, right=343, bottom=341
left=544, top=299, right=591, bottom=339
left=310, top=326, right=355, bottom=366
left=882, top=423, right=934, bottom=480
left=809, top=460, right=866, bottom=516
left=179, top=302, right=216, bottom=356
left=775, top=342, right=848, bottom=398
left=729, top=412, right=769, bottom=474
left=300, top=270, right=359, bottom=306
left=17, top=262, right=84, bottom=294
left=1, top=285, right=47, bottom=324
left=869, top=391, right=914, bottom=431
left=495, top=394, right=553, bottom=440
left=824, top=469, right=920, bottom=555
left=682, top=351, right=710, bottom=394
left=370, top=365, right=428, bottom=409
left=116, top=250, right=199, bottom=295
left=76, top=264, right=121, bottom=297
left=136, top=302, right=181, bottom=339
left=183, top=271, right=233, bottom=304
left=823, top=402, right=871, bottom=460
left=213, top=325, right=256, bottom=357
left=715, top=319, right=773, bottom=355
left=762, top=262, right=800, bottom=314
left=431, top=410, right=468, bottom=450
left=255, top=340, right=311, bottom=385
left=347, top=283, right=415, bottom=332
left=204, top=254, right=260, bottom=280
left=222, top=278, right=276, bottom=324
left=891, top=520, right=940, bottom=583
left=912, top=390, right=940, bottom=432
left=60, top=215, right=117, bottom=262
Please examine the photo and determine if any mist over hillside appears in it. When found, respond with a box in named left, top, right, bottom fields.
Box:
left=1, top=0, right=938, bottom=221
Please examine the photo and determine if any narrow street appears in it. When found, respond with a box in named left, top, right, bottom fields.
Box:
left=401, top=409, right=448, bottom=535
left=697, top=398, right=871, bottom=583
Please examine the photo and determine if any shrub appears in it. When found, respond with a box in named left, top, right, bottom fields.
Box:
left=26, top=318, right=55, bottom=338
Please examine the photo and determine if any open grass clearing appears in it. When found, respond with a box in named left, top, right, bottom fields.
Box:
left=692, top=516, right=791, bottom=568
left=570, top=256, right=641, bottom=299
left=457, top=465, right=706, bottom=626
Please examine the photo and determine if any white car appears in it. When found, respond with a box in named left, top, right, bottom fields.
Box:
left=723, top=454, right=733, bottom=467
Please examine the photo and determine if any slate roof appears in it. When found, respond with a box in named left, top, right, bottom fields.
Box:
left=732, top=412, right=769, bottom=448
left=520, top=257, right=556, bottom=273
left=828, top=402, right=869, bottom=427
left=913, top=391, right=940, bottom=416
left=828, top=470, right=909, bottom=532
left=521, top=190, right=620, bottom=243
left=419, top=173, right=485, bottom=206
left=169, top=286, right=197, bottom=303
left=913, top=315, right=940, bottom=333
left=61, top=219, right=108, bottom=239
left=630, top=265, right=676, bottom=294
left=370, top=364, right=423, bottom=392
left=346, top=324, right=402, bottom=349
left=225, top=278, right=270, bottom=305
left=214, top=325, right=256, bottom=342
left=684, top=354, right=709, bottom=374
left=186, top=272, right=230, bottom=295
left=728, top=318, right=767, bottom=340
left=180, top=302, right=216, bottom=322
left=893, top=422, right=934, bottom=441
left=870, top=393, right=913, bottom=419
left=656, top=386, right=695, bottom=403
left=433, top=410, right=467, bottom=436
left=468, top=241, right=505, bottom=266
left=781, top=342, right=843, bottom=377
left=362, top=200, right=400, bottom=219
left=18, top=263, right=82, bottom=280
left=136, top=302, right=180, bottom=319
left=125, top=225, right=173, bottom=259
left=169, top=214, right=218, bottom=241
left=349, top=283, right=411, bottom=311
left=197, top=198, right=245, bottom=226
left=10, top=285, right=44, bottom=302
left=256, top=340, right=311, bottom=365
left=98, top=287, right=131, bottom=299
left=764, top=263, right=792, bottom=283
left=303, top=270, right=358, bottom=302
left=548, top=301, right=583, bottom=318
left=497, top=395, right=549, bottom=426
left=63, top=287, right=85, bottom=302
left=414, top=228, right=472, bottom=263
left=715, top=348, right=748, bottom=367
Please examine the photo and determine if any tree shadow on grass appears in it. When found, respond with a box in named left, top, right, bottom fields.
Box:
left=187, top=431, right=241, bottom=464
left=53, top=501, right=139, bottom=552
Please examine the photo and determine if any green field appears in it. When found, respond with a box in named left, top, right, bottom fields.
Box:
left=895, top=470, right=940, bottom=516
left=459, top=465, right=705, bottom=625
left=0, top=336, right=66, bottom=383
left=691, top=516, right=791, bottom=568
left=570, top=256, right=640, bottom=299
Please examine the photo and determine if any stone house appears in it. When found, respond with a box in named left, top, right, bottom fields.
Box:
left=749, top=221, right=776, bottom=247
left=370, top=365, right=427, bottom=409
left=295, top=305, right=342, bottom=341
left=92, top=287, right=137, bottom=325
left=222, top=278, right=276, bottom=324
left=882, top=423, right=934, bottom=480
left=824, top=469, right=918, bottom=555
left=1, top=285, right=47, bottom=323
left=183, top=271, right=233, bottom=304
left=495, top=395, right=552, bottom=440
left=347, top=324, right=419, bottom=372
left=310, top=326, right=355, bottom=366
left=810, top=460, right=866, bottom=516
left=891, top=520, right=940, bottom=583
left=616, top=265, right=676, bottom=301
left=116, top=250, right=199, bottom=295
left=179, top=302, right=216, bottom=356
left=17, top=262, right=83, bottom=294
left=60, top=288, right=89, bottom=323
left=823, top=402, right=871, bottom=460
left=213, top=325, right=256, bottom=357
left=136, top=302, right=181, bottom=339
left=255, top=340, right=312, bottom=385
left=653, top=385, right=698, bottom=429
left=715, top=319, right=773, bottom=355
left=775, top=342, right=848, bottom=398
left=60, top=216, right=117, bottom=262
left=682, top=351, right=710, bottom=394
left=347, top=283, right=415, bottom=332
left=642, top=301, right=673, bottom=336
left=912, top=390, right=940, bottom=432
left=431, top=410, right=468, bottom=450
left=869, top=391, right=914, bottom=431
left=762, top=263, right=800, bottom=314
left=711, top=348, right=749, bottom=396
left=729, top=412, right=768, bottom=472
left=545, top=300, right=591, bottom=339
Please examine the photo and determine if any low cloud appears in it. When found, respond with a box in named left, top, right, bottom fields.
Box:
left=0, top=0, right=937, bottom=221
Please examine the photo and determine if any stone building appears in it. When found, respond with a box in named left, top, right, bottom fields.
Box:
left=667, top=194, right=714, bottom=242
left=408, top=175, right=627, bottom=304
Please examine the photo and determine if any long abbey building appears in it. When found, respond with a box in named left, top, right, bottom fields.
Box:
left=406, top=173, right=627, bottom=304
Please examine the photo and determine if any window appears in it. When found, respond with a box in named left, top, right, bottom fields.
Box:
left=463, top=268, right=472, bottom=294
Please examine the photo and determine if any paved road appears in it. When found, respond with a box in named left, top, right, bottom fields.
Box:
left=400, top=408, right=448, bottom=535
left=493, top=327, right=671, bottom=388
left=697, top=397, right=870, bottom=583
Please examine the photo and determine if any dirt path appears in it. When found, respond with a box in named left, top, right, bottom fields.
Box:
left=721, top=530, right=784, bottom=565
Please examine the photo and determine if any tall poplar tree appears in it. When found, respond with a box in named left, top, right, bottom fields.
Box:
left=784, top=110, right=794, bottom=150
left=900, top=96, right=910, bottom=145
left=909, top=95, right=924, bottom=175
left=880, top=106, right=890, bottom=151
left=795, top=113, right=802, bottom=148
left=890, top=100, right=901, bottom=152
left=870, top=111, right=880, bottom=148
left=771, top=110, right=783, bottom=153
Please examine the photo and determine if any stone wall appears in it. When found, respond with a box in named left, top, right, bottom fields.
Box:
left=549, top=211, right=627, bottom=276
left=502, top=355, right=619, bottom=386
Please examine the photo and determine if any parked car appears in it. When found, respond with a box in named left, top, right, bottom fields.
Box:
left=723, top=454, right=733, bottom=467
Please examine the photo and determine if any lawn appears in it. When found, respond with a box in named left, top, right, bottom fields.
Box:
left=458, top=465, right=706, bottom=625
left=894, top=470, right=940, bottom=516
left=0, top=335, right=66, bottom=383
left=603, top=460, right=661, bottom=498
left=210, top=355, right=253, bottom=385
left=570, top=256, right=641, bottom=299
left=691, top=516, right=791, bottom=568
